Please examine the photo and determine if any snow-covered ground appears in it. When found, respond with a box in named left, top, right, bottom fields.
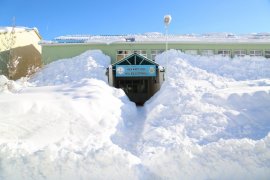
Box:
left=0, top=50, right=270, bottom=179
left=138, top=51, right=270, bottom=179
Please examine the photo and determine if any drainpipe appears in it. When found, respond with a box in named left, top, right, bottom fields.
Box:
left=108, top=65, right=113, bottom=86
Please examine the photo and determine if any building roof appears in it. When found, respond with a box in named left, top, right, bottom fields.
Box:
left=41, top=32, right=270, bottom=45
left=112, top=53, right=159, bottom=66
left=0, top=26, right=42, bottom=39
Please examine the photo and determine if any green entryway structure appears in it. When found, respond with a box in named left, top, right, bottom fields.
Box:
left=107, top=53, right=165, bottom=105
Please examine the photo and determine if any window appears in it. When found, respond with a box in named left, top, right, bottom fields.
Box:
left=133, top=50, right=147, bottom=57
left=250, top=50, right=262, bottom=57
left=265, top=50, right=270, bottom=58
left=234, top=50, right=246, bottom=57
left=151, top=50, right=164, bottom=60
left=201, top=49, right=214, bottom=56
left=217, top=50, right=231, bottom=57
left=185, top=50, right=198, bottom=55
left=116, top=50, right=125, bottom=61
left=116, top=50, right=147, bottom=61
left=116, top=50, right=132, bottom=61
left=124, top=50, right=131, bottom=54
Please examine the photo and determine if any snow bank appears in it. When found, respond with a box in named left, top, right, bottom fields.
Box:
left=31, top=50, right=110, bottom=86
left=0, top=79, right=140, bottom=180
left=0, top=50, right=140, bottom=179
left=160, top=51, right=270, bottom=80
left=0, top=75, right=30, bottom=93
left=1, top=49, right=270, bottom=179
left=138, top=50, right=270, bottom=179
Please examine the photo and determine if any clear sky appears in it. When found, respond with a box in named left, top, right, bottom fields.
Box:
left=1, top=0, right=270, bottom=40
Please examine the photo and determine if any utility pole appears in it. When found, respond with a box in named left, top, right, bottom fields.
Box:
left=164, top=15, right=172, bottom=52
left=163, top=15, right=172, bottom=80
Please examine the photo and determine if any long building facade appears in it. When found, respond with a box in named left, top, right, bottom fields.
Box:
left=41, top=33, right=270, bottom=65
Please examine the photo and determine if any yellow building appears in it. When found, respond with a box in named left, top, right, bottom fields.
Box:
left=0, top=26, right=42, bottom=79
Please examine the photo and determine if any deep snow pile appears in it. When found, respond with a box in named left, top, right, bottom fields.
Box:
left=0, top=79, right=140, bottom=180
left=0, top=75, right=31, bottom=93
left=174, top=52, right=270, bottom=81
left=31, top=50, right=110, bottom=85
left=0, top=50, right=140, bottom=180
left=0, top=75, right=19, bottom=92
left=0, top=49, right=270, bottom=179
left=138, top=50, right=270, bottom=179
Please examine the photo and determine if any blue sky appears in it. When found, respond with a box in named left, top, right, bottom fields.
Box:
left=1, top=0, right=270, bottom=40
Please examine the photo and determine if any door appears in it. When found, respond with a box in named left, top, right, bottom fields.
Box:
left=116, top=78, right=149, bottom=105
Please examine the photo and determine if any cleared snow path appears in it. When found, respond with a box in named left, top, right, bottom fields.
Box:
left=112, top=107, right=147, bottom=156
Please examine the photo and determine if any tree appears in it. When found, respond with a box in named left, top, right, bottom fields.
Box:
left=0, top=17, right=22, bottom=79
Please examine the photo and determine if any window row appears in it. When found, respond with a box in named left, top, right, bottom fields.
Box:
left=116, top=49, right=270, bottom=61
left=117, top=49, right=164, bottom=61
left=116, top=50, right=147, bottom=61
left=184, top=49, right=270, bottom=57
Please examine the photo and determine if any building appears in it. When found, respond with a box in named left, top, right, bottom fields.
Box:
left=0, top=27, right=42, bottom=79
left=41, top=32, right=270, bottom=65
left=41, top=33, right=270, bottom=104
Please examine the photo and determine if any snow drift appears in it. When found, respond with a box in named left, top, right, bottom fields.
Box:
left=31, top=50, right=110, bottom=86
left=139, top=50, right=270, bottom=179
left=0, top=75, right=30, bottom=93
left=0, top=50, right=140, bottom=180
left=0, top=50, right=270, bottom=179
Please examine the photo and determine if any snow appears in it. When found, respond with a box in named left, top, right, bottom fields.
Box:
left=0, top=75, right=30, bottom=93
left=138, top=51, right=270, bottom=179
left=45, top=32, right=270, bottom=44
left=0, top=26, right=38, bottom=34
left=0, top=50, right=270, bottom=179
left=31, top=50, right=110, bottom=85
left=0, top=50, right=140, bottom=179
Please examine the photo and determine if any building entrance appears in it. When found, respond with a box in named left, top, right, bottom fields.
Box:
left=107, top=53, right=165, bottom=105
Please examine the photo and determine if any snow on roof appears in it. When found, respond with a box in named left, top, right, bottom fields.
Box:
left=0, top=26, right=38, bottom=33
left=0, top=26, right=42, bottom=40
left=42, top=32, right=270, bottom=44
